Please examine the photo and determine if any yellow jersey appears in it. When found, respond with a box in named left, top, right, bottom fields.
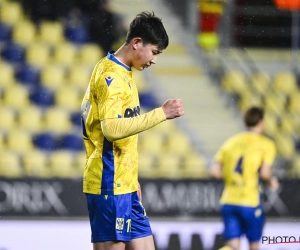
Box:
left=215, top=131, right=276, bottom=207
left=81, top=52, right=142, bottom=195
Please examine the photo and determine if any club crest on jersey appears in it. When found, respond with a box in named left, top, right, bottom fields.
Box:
left=116, top=218, right=124, bottom=230
left=124, top=106, right=140, bottom=118
left=105, top=76, right=114, bottom=86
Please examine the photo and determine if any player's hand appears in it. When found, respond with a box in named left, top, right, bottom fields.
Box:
left=162, top=99, right=184, bottom=119
left=137, top=182, right=142, bottom=201
left=269, top=176, right=279, bottom=191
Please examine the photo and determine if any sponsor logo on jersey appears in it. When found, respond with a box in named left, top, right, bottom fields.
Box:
left=124, top=106, right=140, bottom=118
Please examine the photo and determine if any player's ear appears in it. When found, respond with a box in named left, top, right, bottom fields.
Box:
left=132, top=37, right=143, bottom=50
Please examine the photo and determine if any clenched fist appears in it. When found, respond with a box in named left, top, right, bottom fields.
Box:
left=162, top=99, right=184, bottom=119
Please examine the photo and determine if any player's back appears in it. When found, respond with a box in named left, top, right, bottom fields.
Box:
left=216, top=131, right=276, bottom=206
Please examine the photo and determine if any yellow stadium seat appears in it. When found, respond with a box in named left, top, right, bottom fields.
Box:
left=55, top=86, right=81, bottom=112
left=0, top=62, right=15, bottom=90
left=263, top=113, right=278, bottom=137
left=0, top=107, right=16, bottom=131
left=0, top=151, right=22, bottom=177
left=0, top=1, right=23, bottom=25
left=4, top=85, right=29, bottom=108
left=183, top=153, right=208, bottom=179
left=7, top=129, right=33, bottom=153
left=38, top=21, right=64, bottom=45
left=68, top=65, right=91, bottom=91
left=250, top=71, right=271, bottom=95
left=0, top=132, right=5, bottom=150
left=40, top=64, right=66, bottom=90
left=238, top=91, right=262, bottom=112
left=52, top=42, right=77, bottom=67
left=79, top=44, right=104, bottom=67
left=74, top=151, right=86, bottom=177
left=156, top=153, right=182, bottom=178
left=26, top=43, right=51, bottom=67
left=48, top=151, right=75, bottom=178
left=23, top=150, right=49, bottom=177
left=264, top=92, right=286, bottom=116
left=44, top=107, right=72, bottom=134
left=13, top=20, right=36, bottom=46
left=291, top=154, right=300, bottom=178
left=274, top=133, right=295, bottom=159
left=288, top=91, right=300, bottom=114
left=165, top=132, right=192, bottom=155
left=18, top=106, right=44, bottom=132
left=279, top=113, right=297, bottom=136
left=139, top=132, right=166, bottom=154
left=221, top=70, right=248, bottom=95
left=273, top=71, right=298, bottom=96
left=138, top=152, right=156, bottom=178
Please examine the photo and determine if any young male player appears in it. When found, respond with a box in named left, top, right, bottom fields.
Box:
left=81, top=11, right=184, bottom=250
left=210, top=106, right=279, bottom=250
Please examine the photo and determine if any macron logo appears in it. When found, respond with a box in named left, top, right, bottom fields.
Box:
left=105, top=76, right=114, bottom=86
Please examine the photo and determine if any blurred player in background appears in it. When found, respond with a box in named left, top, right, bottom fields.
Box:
left=81, top=11, right=184, bottom=250
left=210, top=106, right=279, bottom=250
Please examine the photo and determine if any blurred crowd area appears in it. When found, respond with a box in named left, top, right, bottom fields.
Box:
left=0, top=0, right=299, bottom=180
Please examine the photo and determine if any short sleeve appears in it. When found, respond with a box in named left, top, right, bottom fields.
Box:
left=96, top=72, right=124, bottom=120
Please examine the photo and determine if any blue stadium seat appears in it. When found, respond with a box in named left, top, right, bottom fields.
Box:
left=1, top=43, right=24, bottom=64
left=33, top=132, right=56, bottom=151
left=29, top=87, right=54, bottom=107
left=139, top=92, right=158, bottom=110
left=0, top=22, right=11, bottom=42
left=65, top=25, right=89, bottom=44
left=15, top=64, right=40, bottom=86
left=57, top=133, right=83, bottom=151
left=70, top=111, right=82, bottom=127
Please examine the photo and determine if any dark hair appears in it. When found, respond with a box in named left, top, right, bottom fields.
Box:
left=125, top=11, right=169, bottom=50
left=244, top=106, right=264, bottom=127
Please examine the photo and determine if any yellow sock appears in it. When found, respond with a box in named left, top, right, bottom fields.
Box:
left=218, top=246, right=233, bottom=250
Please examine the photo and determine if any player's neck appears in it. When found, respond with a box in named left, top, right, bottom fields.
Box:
left=113, top=44, right=132, bottom=68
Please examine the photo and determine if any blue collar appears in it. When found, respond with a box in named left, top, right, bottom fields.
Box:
left=107, top=51, right=131, bottom=71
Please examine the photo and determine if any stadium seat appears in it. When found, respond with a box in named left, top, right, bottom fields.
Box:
left=26, top=42, right=51, bottom=67
left=29, top=86, right=54, bottom=107
left=57, top=133, right=84, bottom=151
left=273, top=71, right=298, bottom=96
left=40, top=64, right=66, bottom=90
left=238, top=91, right=262, bottom=112
left=33, top=132, right=56, bottom=151
left=0, top=151, right=22, bottom=177
left=0, top=1, right=23, bottom=25
left=54, top=86, right=81, bottom=111
left=291, top=154, right=300, bottom=178
left=274, top=133, right=295, bottom=159
left=79, top=44, right=104, bottom=67
left=0, top=132, right=5, bottom=151
left=23, top=150, right=49, bottom=177
left=0, top=21, right=11, bottom=42
left=2, top=43, right=25, bottom=64
left=156, top=153, right=183, bottom=178
left=288, top=91, right=300, bottom=114
left=264, top=92, right=286, bottom=116
left=12, top=20, right=36, bottom=46
left=221, top=70, right=248, bottom=95
left=44, top=107, right=72, bottom=134
left=15, top=64, right=40, bottom=86
left=139, top=132, right=166, bottom=154
left=7, top=129, right=33, bottom=153
left=18, top=105, right=44, bottom=132
left=0, top=106, right=16, bottom=131
left=67, top=64, right=91, bottom=91
left=0, top=61, right=15, bottom=90
left=250, top=71, right=271, bottom=95
left=279, top=113, right=297, bottom=136
left=183, top=153, right=208, bottom=179
left=74, top=151, right=86, bottom=176
left=138, top=152, right=156, bottom=178
left=48, top=151, right=76, bottom=178
left=70, top=111, right=82, bottom=127
left=65, top=25, right=89, bottom=44
left=38, top=21, right=64, bottom=45
left=263, top=113, right=278, bottom=137
left=3, top=84, right=30, bottom=108
left=165, top=132, right=192, bottom=155
left=52, top=42, right=77, bottom=67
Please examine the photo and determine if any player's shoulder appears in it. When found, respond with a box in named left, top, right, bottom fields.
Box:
left=259, top=134, right=275, bottom=147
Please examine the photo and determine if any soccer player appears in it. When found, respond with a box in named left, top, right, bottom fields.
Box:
left=210, top=106, right=279, bottom=250
left=81, top=11, right=184, bottom=250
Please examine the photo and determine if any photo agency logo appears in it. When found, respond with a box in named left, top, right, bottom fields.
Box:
left=262, top=236, right=300, bottom=245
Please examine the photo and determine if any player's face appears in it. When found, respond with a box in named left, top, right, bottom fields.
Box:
left=132, top=40, right=162, bottom=71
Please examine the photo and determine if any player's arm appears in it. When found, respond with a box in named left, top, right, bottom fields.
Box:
left=101, top=99, right=184, bottom=142
left=260, top=163, right=279, bottom=191
left=210, top=161, right=223, bottom=179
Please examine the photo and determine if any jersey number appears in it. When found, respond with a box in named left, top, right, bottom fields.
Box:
left=234, top=156, right=243, bottom=174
